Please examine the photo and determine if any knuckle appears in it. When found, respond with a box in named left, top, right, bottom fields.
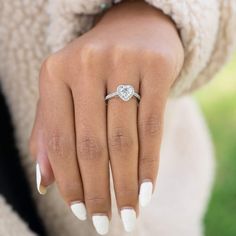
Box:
left=115, top=186, right=138, bottom=205
left=109, top=127, right=135, bottom=153
left=116, top=187, right=138, bottom=198
left=147, top=48, right=172, bottom=65
left=110, top=44, right=127, bottom=55
left=41, top=54, right=58, bottom=74
left=110, top=44, right=137, bottom=65
left=143, top=48, right=176, bottom=79
left=139, top=115, right=162, bottom=137
left=86, top=196, right=106, bottom=204
left=112, top=44, right=138, bottom=54
left=40, top=54, right=63, bottom=83
left=77, top=135, right=105, bottom=160
left=79, top=43, right=105, bottom=64
left=47, top=131, right=72, bottom=158
left=140, top=156, right=158, bottom=165
left=80, top=44, right=95, bottom=62
left=59, top=181, right=81, bottom=201
left=140, top=154, right=158, bottom=170
left=78, top=43, right=109, bottom=75
left=85, top=196, right=108, bottom=212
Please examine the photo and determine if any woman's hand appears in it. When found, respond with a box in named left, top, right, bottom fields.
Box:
left=29, top=1, right=184, bottom=234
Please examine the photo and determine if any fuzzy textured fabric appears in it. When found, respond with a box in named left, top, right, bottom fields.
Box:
left=0, top=0, right=235, bottom=235
left=47, top=0, right=236, bottom=95
left=0, top=196, right=36, bottom=236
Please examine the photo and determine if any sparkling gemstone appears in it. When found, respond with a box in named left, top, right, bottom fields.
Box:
left=117, top=85, right=134, bottom=101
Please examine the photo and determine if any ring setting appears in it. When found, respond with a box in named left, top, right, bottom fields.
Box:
left=105, top=85, right=140, bottom=102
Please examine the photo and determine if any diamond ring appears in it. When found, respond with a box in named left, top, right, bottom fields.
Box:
left=105, top=85, right=140, bottom=102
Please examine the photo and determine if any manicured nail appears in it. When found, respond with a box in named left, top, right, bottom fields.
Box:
left=139, top=182, right=153, bottom=207
left=120, top=208, right=136, bottom=232
left=92, top=215, right=109, bottom=235
left=70, top=202, right=87, bottom=221
left=36, top=163, right=47, bottom=195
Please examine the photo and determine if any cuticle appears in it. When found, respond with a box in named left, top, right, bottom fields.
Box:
left=120, top=206, right=135, bottom=211
left=141, top=179, right=153, bottom=184
left=70, top=200, right=83, bottom=205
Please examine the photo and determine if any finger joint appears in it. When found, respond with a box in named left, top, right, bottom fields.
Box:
left=77, top=135, right=106, bottom=160
left=139, top=116, right=162, bottom=137
left=109, top=127, right=136, bottom=153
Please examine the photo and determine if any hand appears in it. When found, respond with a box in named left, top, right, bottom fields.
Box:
left=29, top=1, right=184, bottom=234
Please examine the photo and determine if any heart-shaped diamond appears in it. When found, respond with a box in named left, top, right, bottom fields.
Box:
left=117, top=85, right=134, bottom=101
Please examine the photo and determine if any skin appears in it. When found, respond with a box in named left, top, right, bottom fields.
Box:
left=30, top=0, right=184, bottom=224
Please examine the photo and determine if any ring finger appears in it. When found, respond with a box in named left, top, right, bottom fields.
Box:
left=107, top=77, right=139, bottom=233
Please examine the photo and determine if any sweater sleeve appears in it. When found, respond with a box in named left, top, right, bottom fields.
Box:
left=47, top=0, right=236, bottom=96
left=143, top=0, right=236, bottom=96
left=0, top=196, right=36, bottom=236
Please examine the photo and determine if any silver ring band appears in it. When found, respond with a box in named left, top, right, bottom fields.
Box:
left=105, top=85, right=140, bottom=102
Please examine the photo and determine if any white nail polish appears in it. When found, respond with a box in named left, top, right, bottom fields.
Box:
left=36, top=163, right=47, bottom=195
left=120, top=208, right=136, bottom=232
left=92, top=215, right=109, bottom=235
left=70, top=202, right=87, bottom=221
left=139, top=182, right=153, bottom=207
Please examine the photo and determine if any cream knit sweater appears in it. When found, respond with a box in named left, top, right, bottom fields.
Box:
left=0, top=1, right=235, bottom=235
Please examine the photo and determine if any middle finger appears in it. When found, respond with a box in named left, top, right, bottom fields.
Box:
left=72, top=75, right=110, bottom=235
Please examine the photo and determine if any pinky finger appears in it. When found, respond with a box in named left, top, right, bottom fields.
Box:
left=138, top=82, right=166, bottom=207
left=29, top=101, right=54, bottom=195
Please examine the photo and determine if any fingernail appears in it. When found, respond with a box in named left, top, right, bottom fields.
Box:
left=139, top=182, right=153, bottom=207
left=36, top=163, right=47, bottom=195
left=120, top=208, right=136, bottom=232
left=70, top=202, right=87, bottom=221
left=92, top=215, right=109, bottom=235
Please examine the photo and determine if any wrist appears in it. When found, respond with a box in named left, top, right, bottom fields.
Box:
left=95, top=0, right=175, bottom=29
left=91, top=0, right=184, bottom=85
